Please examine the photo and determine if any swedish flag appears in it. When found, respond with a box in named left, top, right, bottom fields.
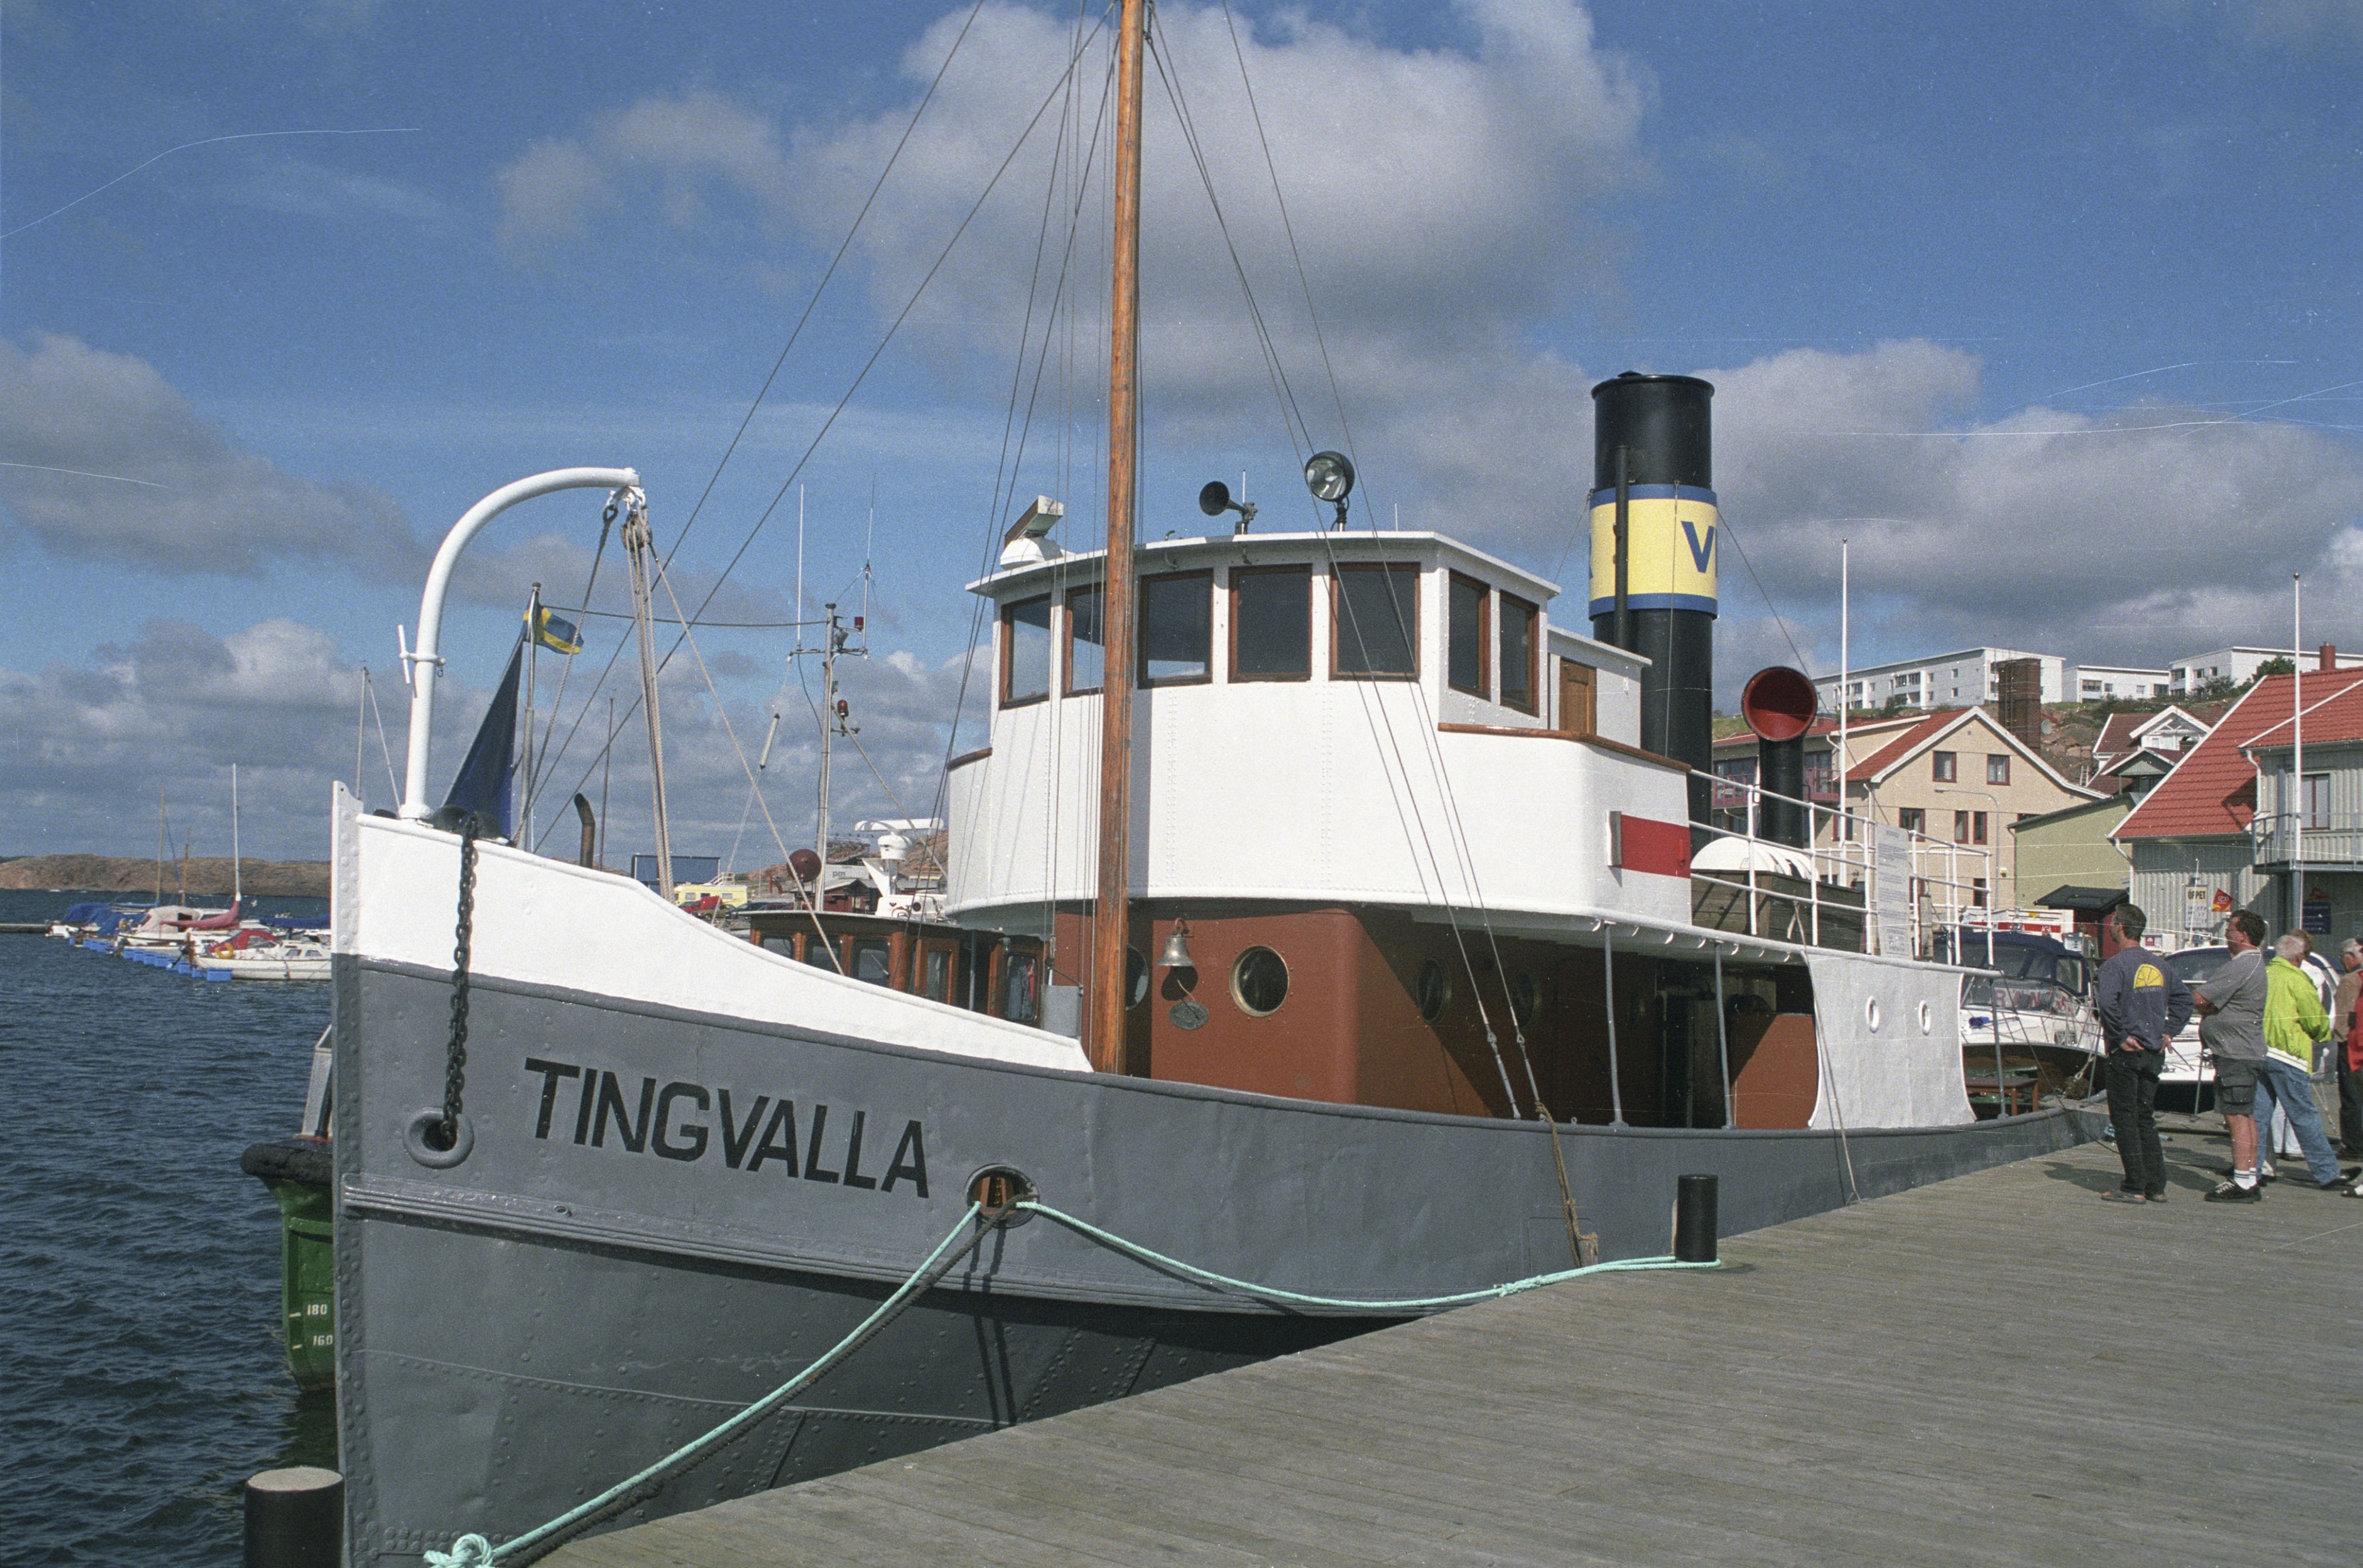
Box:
left=530, top=606, right=582, bottom=655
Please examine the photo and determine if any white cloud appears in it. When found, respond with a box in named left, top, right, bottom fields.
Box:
left=489, top=1, right=1651, bottom=540
left=785, top=0, right=1646, bottom=359
left=0, top=333, right=421, bottom=577
left=0, top=607, right=987, bottom=863
left=0, top=334, right=683, bottom=611
left=496, top=89, right=796, bottom=254
left=477, top=2, right=2363, bottom=701
left=495, top=137, right=616, bottom=251
left=0, top=617, right=373, bottom=858
left=1699, top=340, right=2363, bottom=674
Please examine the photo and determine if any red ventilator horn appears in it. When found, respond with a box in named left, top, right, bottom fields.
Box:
left=1740, top=665, right=1817, bottom=744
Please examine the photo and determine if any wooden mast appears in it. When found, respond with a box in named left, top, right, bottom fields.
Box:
left=1089, top=0, right=1147, bottom=1073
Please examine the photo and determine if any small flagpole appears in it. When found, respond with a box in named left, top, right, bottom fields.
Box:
left=524, top=584, right=542, bottom=853
left=2293, top=573, right=2303, bottom=891
left=1837, top=539, right=1850, bottom=850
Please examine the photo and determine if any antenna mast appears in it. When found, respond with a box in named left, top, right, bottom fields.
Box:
left=622, top=495, right=673, bottom=896
left=818, top=603, right=842, bottom=862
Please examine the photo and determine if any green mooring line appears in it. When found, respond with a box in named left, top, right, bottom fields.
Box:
left=425, top=1199, right=1717, bottom=1564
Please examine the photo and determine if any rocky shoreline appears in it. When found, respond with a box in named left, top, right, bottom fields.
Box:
left=0, top=855, right=329, bottom=897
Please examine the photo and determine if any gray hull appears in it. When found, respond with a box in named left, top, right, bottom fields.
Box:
left=334, top=956, right=2092, bottom=1563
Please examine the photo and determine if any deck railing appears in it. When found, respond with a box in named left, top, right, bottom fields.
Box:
left=2250, top=811, right=2363, bottom=866
left=1687, top=770, right=1996, bottom=961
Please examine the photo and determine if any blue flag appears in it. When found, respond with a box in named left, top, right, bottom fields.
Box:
left=442, top=642, right=522, bottom=839
left=531, top=606, right=582, bottom=655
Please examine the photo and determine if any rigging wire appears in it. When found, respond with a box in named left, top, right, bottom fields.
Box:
left=656, top=0, right=994, bottom=575
left=539, top=9, right=1118, bottom=837
left=1171, top=4, right=1541, bottom=1114
left=1716, top=506, right=1814, bottom=675
left=647, top=548, right=842, bottom=967
left=523, top=506, right=614, bottom=822
left=925, top=12, right=1120, bottom=850
left=364, top=668, right=401, bottom=803
left=1218, top=0, right=1365, bottom=509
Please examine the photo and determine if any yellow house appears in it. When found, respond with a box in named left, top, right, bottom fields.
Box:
left=1827, top=707, right=2101, bottom=910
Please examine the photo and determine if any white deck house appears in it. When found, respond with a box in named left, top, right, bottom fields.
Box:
left=945, top=530, right=1692, bottom=932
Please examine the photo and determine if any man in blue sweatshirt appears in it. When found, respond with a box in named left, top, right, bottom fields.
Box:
left=2093, top=903, right=2193, bottom=1202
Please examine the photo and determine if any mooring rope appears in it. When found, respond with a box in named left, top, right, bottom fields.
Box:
left=1014, top=1199, right=1713, bottom=1313
left=424, top=1195, right=1714, bottom=1564
left=426, top=1200, right=991, bottom=1567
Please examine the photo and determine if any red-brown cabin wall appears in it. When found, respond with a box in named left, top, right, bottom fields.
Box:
left=1046, top=904, right=1791, bottom=1127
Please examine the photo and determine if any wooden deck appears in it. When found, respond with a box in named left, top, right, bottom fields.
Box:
left=549, top=1121, right=2362, bottom=1566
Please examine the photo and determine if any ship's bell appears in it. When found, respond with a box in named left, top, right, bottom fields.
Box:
left=1158, top=919, right=1196, bottom=970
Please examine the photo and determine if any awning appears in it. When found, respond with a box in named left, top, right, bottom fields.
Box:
left=2034, top=884, right=2128, bottom=915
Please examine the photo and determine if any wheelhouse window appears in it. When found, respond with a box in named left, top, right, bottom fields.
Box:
left=1231, top=565, right=1310, bottom=681
left=1003, top=951, right=1040, bottom=1023
left=849, top=938, right=891, bottom=985
left=1065, top=584, right=1104, bottom=695
left=1499, top=593, right=1537, bottom=714
left=1139, top=571, right=1212, bottom=686
left=920, top=945, right=953, bottom=1002
left=1447, top=574, right=1489, bottom=697
left=1333, top=563, right=1418, bottom=678
left=1001, top=595, right=1051, bottom=706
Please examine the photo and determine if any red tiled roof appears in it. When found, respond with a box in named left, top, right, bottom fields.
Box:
left=2241, top=674, right=2363, bottom=750
left=2115, top=670, right=2363, bottom=840
left=1851, top=709, right=1973, bottom=780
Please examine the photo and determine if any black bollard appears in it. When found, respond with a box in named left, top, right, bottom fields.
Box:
left=1673, top=1173, right=1719, bottom=1263
left=243, top=1466, right=342, bottom=1568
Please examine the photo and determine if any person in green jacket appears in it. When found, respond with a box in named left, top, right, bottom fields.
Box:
left=2254, top=933, right=2348, bottom=1189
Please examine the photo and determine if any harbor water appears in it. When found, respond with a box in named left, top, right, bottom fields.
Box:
left=0, top=889, right=333, bottom=1566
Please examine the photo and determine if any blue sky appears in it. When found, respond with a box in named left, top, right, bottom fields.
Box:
left=2, top=0, right=2359, bottom=860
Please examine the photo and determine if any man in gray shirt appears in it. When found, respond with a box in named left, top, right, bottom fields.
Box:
left=2198, top=910, right=2271, bottom=1201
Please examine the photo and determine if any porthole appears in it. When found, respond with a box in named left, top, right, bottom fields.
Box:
left=1127, top=946, right=1149, bottom=1009
left=1509, top=972, right=1542, bottom=1029
left=1231, top=946, right=1289, bottom=1016
left=1416, top=958, right=1452, bottom=1023
left=1865, top=997, right=1883, bottom=1033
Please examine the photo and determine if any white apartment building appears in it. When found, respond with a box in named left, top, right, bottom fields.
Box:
left=2071, top=663, right=2171, bottom=701
left=2168, top=646, right=2363, bottom=694
left=1815, top=648, right=2065, bottom=714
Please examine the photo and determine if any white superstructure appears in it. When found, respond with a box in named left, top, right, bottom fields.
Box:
left=945, top=530, right=1701, bottom=931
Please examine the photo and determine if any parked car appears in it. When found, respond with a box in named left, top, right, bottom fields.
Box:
left=2158, top=943, right=2335, bottom=1112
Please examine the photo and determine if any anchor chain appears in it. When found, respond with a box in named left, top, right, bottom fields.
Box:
left=438, top=816, right=480, bottom=1150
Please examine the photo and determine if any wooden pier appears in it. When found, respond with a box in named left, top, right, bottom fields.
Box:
left=551, top=1122, right=2361, bottom=1566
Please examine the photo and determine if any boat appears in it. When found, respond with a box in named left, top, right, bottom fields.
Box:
left=318, top=12, right=2092, bottom=1561
left=193, top=938, right=332, bottom=981
left=1947, top=927, right=2104, bottom=1109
